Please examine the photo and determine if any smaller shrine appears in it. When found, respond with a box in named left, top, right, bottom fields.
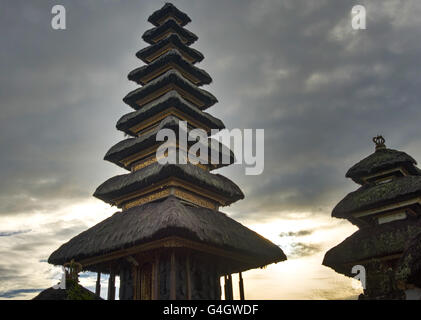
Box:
left=323, top=136, right=421, bottom=299
left=33, top=260, right=101, bottom=300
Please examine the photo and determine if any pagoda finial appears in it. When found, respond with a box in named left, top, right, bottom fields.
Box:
left=373, top=135, right=386, bottom=151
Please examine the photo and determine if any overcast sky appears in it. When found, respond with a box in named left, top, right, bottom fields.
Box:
left=1, top=0, right=421, bottom=299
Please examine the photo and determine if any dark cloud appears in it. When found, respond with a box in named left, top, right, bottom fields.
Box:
left=279, top=230, right=313, bottom=238
left=289, top=242, right=322, bottom=259
left=279, top=222, right=346, bottom=238
left=0, top=230, right=31, bottom=237
left=2, top=0, right=421, bottom=220
left=0, top=288, right=43, bottom=299
left=203, top=0, right=421, bottom=221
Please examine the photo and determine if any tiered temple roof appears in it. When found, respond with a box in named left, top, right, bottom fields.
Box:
left=49, top=196, right=285, bottom=273
left=106, top=116, right=233, bottom=169
left=332, top=176, right=421, bottom=219
left=323, top=136, right=421, bottom=298
left=93, top=163, right=244, bottom=209
left=323, top=218, right=421, bottom=276
left=142, top=18, right=198, bottom=45
left=128, top=50, right=212, bottom=86
left=116, top=91, right=224, bottom=136
left=136, top=34, right=204, bottom=65
left=147, top=3, right=191, bottom=27
left=48, top=3, right=285, bottom=300
left=123, top=70, right=218, bottom=110
left=346, top=148, right=419, bottom=185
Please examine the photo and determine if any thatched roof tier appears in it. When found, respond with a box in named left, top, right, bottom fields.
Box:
left=128, top=50, right=212, bottom=86
left=323, top=218, right=421, bottom=276
left=48, top=197, right=286, bottom=270
left=123, top=69, right=217, bottom=110
left=136, top=34, right=204, bottom=65
left=117, top=91, right=225, bottom=136
left=332, top=176, right=421, bottom=218
left=107, top=116, right=234, bottom=170
left=93, top=162, right=244, bottom=205
left=142, top=18, right=198, bottom=46
left=346, top=148, right=418, bottom=184
left=395, top=232, right=421, bottom=287
left=148, top=3, right=191, bottom=27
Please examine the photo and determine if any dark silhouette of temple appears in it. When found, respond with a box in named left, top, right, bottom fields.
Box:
left=323, top=136, right=421, bottom=299
left=47, top=3, right=286, bottom=300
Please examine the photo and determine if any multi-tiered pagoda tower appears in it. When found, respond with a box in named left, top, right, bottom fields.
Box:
left=49, top=3, right=286, bottom=300
left=323, top=136, right=421, bottom=299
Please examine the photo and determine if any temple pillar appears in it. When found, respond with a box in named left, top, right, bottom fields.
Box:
left=107, top=270, right=116, bottom=300
left=224, top=274, right=233, bottom=300
left=239, top=272, right=245, bottom=300
left=95, top=272, right=101, bottom=296
left=119, top=266, right=134, bottom=300
left=170, top=250, right=176, bottom=299
left=125, top=250, right=225, bottom=300
left=153, top=253, right=160, bottom=300
left=186, top=254, right=192, bottom=300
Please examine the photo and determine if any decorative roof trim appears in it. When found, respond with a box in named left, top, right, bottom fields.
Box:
left=362, top=166, right=408, bottom=182
left=352, top=197, right=421, bottom=218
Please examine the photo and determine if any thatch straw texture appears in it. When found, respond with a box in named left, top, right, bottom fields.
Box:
left=395, top=231, right=421, bottom=287
left=49, top=197, right=286, bottom=268
left=142, top=19, right=198, bottom=46
left=93, top=162, right=244, bottom=204
left=346, top=148, right=418, bottom=184
left=107, top=115, right=233, bottom=168
left=148, top=3, right=191, bottom=27
left=123, top=69, right=217, bottom=110
left=128, top=49, right=212, bottom=86
left=323, top=218, right=421, bottom=276
left=333, top=176, right=421, bottom=218
left=136, top=34, right=204, bottom=64
left=117, top=91, right=224, bottom=135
